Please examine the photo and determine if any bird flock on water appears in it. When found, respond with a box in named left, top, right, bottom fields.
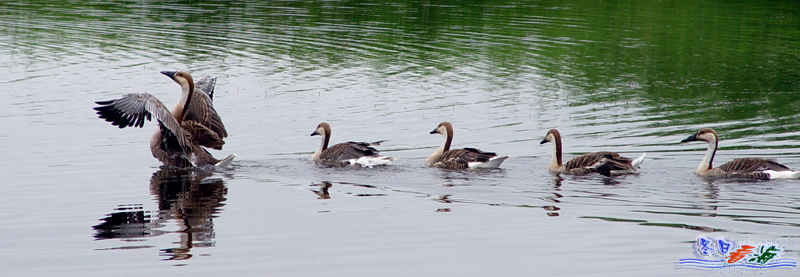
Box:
left=94, top=71, right=800, bottom=180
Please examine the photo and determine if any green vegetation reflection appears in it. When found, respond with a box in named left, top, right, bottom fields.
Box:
left=4, top=0, right=800, bottom=131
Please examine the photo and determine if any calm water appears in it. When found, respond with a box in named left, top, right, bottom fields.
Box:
left=3, top=0, right=800, bottom=275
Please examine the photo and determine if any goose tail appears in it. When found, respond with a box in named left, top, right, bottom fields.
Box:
left=353, top=156, right=396, bottom=168
left=215, top=153, right=237, bottom=167
left=765, top=170, right=800, bottom=179
left=631, top=153, right=646, bottom=169
left=469, top=155, right=510, bottom=169
left=368, top=140, right=387, bottom=146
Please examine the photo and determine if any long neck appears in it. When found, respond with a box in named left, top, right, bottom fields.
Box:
left=549, top=136, right=563, bottom=170
left=442, top=129, right=452, bottom=152
left=697, top=138, right=717, bottom=174
left=426, top=131, right=451, bottom=166
left=313, top=133, right=330, bottom=160
left=174, top=81, right=194, bottom=122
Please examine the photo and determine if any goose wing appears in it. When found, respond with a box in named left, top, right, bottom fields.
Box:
left=320, top=142, right=381, bottom=161
left=432, top=148, right=497, bottom=169
left=718, top=158, right=791, bottom=173
left=593, top=153, right=637, bottom=176
left=181, top=120, right=225, bottom=150
left=194, top=75, right=216, bottom=100
left=564, top=152, right=635, bottom=176
left=564, top=152, right=622, bottom=170
left=763, top=159, right=792, bottom=171
left=94, top=92, right=190, bottom=150
left=182, top=81, right=228, bottom=147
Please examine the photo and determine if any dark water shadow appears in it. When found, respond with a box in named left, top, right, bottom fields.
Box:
left=308, top=180, right=425, bottom=200
left=93, top=167, right=227, bottom=261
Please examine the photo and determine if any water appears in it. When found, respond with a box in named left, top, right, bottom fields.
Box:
left=3, top=0, right=800, bottom=275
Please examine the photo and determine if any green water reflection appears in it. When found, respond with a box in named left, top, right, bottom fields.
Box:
left=4, top=0, right=800, bottom=137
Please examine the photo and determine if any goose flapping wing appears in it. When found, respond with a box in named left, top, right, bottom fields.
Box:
left=94, top=92, right=190, bottom=150
left=180, top=121, right=223, bottom=150
left=182, top=86, right=228, bottom=143
left=194, top=75, right=216, bottom=100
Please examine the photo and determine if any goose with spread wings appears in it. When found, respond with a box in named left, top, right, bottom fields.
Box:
left=94, top=70, right=236, bottom=167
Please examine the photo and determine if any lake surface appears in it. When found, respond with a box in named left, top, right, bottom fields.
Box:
left=3, top=0, right=800, bottom=275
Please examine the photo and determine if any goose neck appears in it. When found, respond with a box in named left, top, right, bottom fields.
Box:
left=313, top=132, right=329, bottom=160
left=697, top=138, right=717, bottom=174
left=549, top=135, right=563, bottom=170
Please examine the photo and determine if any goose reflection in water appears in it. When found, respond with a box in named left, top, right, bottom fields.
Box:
left=312, top=182, right=332, bottom=199
left=93, top=168, right=227, bottom=261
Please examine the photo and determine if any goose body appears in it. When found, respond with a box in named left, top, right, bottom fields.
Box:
left=540, top=129, right=645, bottom=176
left=310, top=122, right=395, bottom=167
left=681, top=128, right=799, bottom=179
left=94, top=70, right=236, bottom=167
left=425, top=122, right=509, bottom=169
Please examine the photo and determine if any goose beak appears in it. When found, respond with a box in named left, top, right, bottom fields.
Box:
left=680, top=133, right=698, bottom=143
left=160, top=71, right=178, bottom=79
left=310, top=131, right=318, bottom=136
left=429, top=129, right=438, bottom=134
left=540, top=139, right=548, bottom=144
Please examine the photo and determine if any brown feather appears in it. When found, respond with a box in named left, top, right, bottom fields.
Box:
left=717, top=158, right=791, bottom=173
left=182, top=87, right=228, bottom=140
left=94, top=71, right=230, bottom=167
left=563, top=151, right=634, bottom=176
left=430, top=148, right=498, bottom=169
left=542, top=129, right=641, bottom=176
left=682, top=128, right=796, bottom=179
left=181, top=120, right=225, bottom=150
left=320, top=142, right=382, bottom=162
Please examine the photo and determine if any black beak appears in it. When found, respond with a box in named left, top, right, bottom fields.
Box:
left=540, top=139, right=548, bottom=144
left=429, top=129, right=438, bottom=134
left=680, top=133, right=698, bottom=143
left=310, top=131, right=318, bottom=136
left=160, top=71, right=177, bottom=79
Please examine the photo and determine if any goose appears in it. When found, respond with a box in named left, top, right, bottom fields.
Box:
left=94, top=70, right=236, bottom=167
left=310, top=122, right=395, bottom=167
left=425, top=122, right=509, bottom=169
left=540, top=129, right=645, bottom=176
left=680, top=128, right=800, bottom=179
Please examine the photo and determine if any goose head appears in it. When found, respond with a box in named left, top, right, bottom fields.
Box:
left=540, top=129, right=563, bottom=168
left=428, top=122, right=454, bottom=158
left=430, top=122, right=453, bottom=137
left=681, top=128, right=721, bottom=173
left=540, top=129, right=561, bottom=145
left=681, top=128, right=718, bottom=144
left=311, top=122, right=331, bottom=138
left=161, top=70, right=194, bottom=91
left=310, top=122, right=332, bottom=159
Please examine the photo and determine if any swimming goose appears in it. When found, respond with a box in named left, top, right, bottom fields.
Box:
left=540, top=129, right=645, bottom=176
left=94, top=70, right=236, bottom=167
left=680, top=128, right=800, bottom=179
left=426, top=122, right=509, bottom=169
left=310, top=122, right=395, bottom=167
